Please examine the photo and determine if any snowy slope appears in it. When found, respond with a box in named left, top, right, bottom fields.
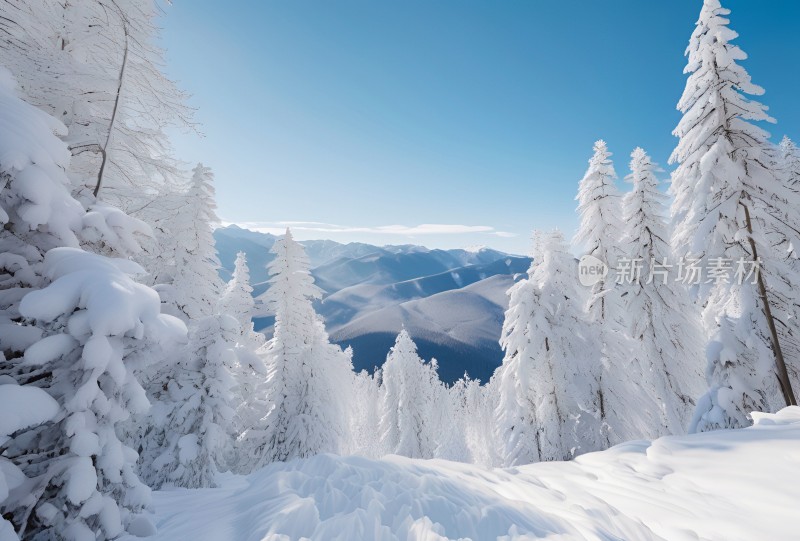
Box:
left=214, top=226, right=381, bottom=284
left=331, top=275, right=518, bottom=382
left=310, top=248, right=509, bottom=294
left=124, top=407, right=800, bottom=541
left=320, top=257, right=529, bottom=330
left=214, top=226, right=513, bottom=293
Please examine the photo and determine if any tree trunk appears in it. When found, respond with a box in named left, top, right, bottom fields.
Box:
left=740, top=200, right=797, bottom=407
left=94, top=23, right=128, bottom=198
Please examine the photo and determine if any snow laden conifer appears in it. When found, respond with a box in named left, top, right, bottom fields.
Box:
left=437, top=374, right=476, bottom=463
left=0, top=73, right=185, bottom=540
left=218, top=251, right=256, bottom=333
left=239, top=230, right=352, bottom=470
left=218, top=250, right=264, bottom=350
left=157, top=163, right=225, bottom=322
left=621, top=148, right=705, bottom=435
left=573, top=141, right=640, bottom=445
left=215, top=252, right=268, bottom=440
left=575, top=140, right=623, bottom=322
left=777, top=136, right=800, bottom=389
left=137, top=315, right=240, bottom=489
left=496, top=230, right=602, bottom=465
left=379, top=330, right=442, bottom=459
left=670, top=0, right=798, bottom=430
left=346, top=369, right=383, bottom=457
left=10, top=250, right=183, bottom=540
left=461, top=377, right=497, bottom=467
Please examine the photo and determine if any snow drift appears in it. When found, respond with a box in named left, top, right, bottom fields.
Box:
left=126, top=407, right=800, bottom=541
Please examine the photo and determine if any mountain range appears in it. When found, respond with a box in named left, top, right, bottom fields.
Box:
left=214, top=225, right=531, bottom=383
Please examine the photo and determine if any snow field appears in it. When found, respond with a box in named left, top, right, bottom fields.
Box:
left=129, top=408, right=800, bottom=541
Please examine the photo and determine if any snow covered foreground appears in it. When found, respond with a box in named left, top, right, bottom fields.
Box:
left=127, top=408, right=800, bottom=541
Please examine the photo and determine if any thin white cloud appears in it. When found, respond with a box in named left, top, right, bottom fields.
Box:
left=225, top=220, right=517, bottom=238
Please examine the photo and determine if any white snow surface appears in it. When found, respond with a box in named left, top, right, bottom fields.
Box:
left=0, top=384, right=58, bottom=440
left=125, top=407, right=800, bottom=541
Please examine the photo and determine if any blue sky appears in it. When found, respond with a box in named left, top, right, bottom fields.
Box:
left=161, top=1, right=800, bottom=255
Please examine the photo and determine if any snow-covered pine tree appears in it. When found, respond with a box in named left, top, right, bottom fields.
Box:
left=378, top=330, right=442, bottom=459
left=137, top=315, right=240, bottom=489
left=496, top=230, right=603, bottom=465
left=11, top=249, right=183, bottom=540
left=573, top=140, right=642, bottom=445
left=238, top=230, right=352, bottom=470
left=436, top=374, right=474, bottom=463
left=462, top=376, right=497, bottom=467
left=156, top=163, right=225, bottom=322
left=218, top=251, right=264, bottom=349
left=575, top=140, right=623, bottom=322
left=670, top=0, right=798, bottom=430
left=621, top=148, right=705, bottom=435
left=346, top=368, right=383, bottom=458
left=219, top=251, right=255, bottom=331
left=776, top=136, right=800, bottom=390
left=217, top=251, right=266, bottom=420
left=0, top=73, right=185, bottom=540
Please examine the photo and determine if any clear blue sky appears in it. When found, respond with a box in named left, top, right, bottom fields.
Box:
left=161, top=1, right=800, bottom=255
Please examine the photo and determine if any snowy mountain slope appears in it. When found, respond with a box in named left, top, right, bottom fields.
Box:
left=310, top=248, right=506, bottom=294
left=214, top=225, right=516, bottom=293
left=123, top=407, right=800, bottom=541
left=331, top=275, right=517, bottom=383
left=319, top=257, right=529, bottom=330
left=214, top=226, right=383, bottom=283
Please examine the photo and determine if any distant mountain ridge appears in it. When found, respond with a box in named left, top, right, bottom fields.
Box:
left=213, top=225, right=531, bottom=382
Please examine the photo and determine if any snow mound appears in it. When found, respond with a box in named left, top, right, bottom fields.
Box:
left=0, top=384, right=59, bottom=440
left=128, top=407, right=800, bottom=541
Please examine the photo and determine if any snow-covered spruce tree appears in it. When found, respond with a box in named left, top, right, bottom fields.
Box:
left=461, top=376, right=497, bottom=467
left=218, top=250, right=264, bottom=347
left=11, top=250, right=184, bottom=540
left=0, top=70, right=186, bottom=540
left=774, top=137, right=800, bottom=387
left=217, top=250, right=266, bottom=416
left=436, top=374, right=474, bottom=463
left=133, top=187, right=186, bottom=287
left=496, top=230, right=603, bottom=465
left=575, top=140, right=623, bottom=322
left=137, top=315, right=240, bottom=489
left=238, top=230, right=353, bottom=470
left=378, top=330, right=442, bottom=459
left=346, top=368, right=383, bottom=458
left=219, top=251, right=255, bottom=331
left=670, top=0, right=798, bottom=431
left=573, top=141, right=644, bottom=445
left=621, top=148, right=705, bottom=435
left=156, top=163, right=225, bottom=322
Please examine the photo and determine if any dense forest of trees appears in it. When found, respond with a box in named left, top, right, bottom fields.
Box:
left=0, top=0, right=797, bottom=539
